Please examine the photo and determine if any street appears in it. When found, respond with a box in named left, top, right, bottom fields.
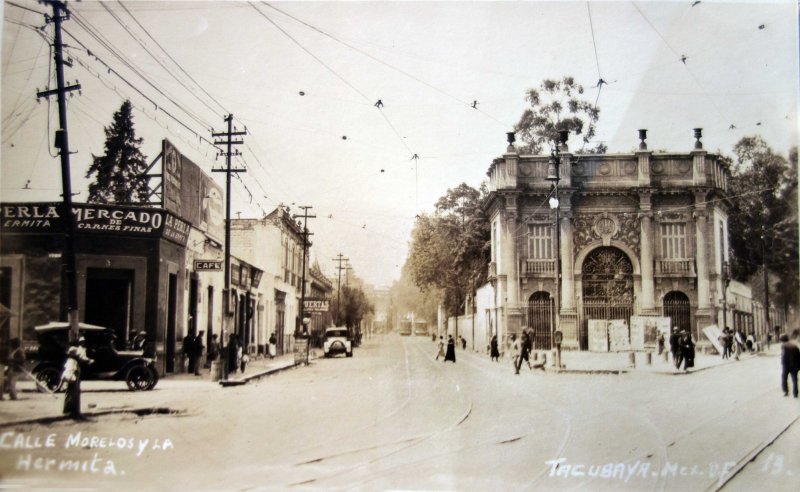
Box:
left=0, top=334, right=798, bottom=491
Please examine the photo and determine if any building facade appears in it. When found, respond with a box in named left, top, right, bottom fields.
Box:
left=482, top=129, right=743, bottom=350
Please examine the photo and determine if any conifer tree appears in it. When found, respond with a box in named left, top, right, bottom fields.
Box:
left=86, top=100, right=149, bottom=204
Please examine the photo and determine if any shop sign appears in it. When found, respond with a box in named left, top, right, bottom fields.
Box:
left=303, top=299, right=330, bottom=312
left=194, top=260, right=222, bottom=271
left=162, top=213, right=190, bottom=246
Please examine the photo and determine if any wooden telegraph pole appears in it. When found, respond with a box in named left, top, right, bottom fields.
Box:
left=293, top=206, right=315, bottom=335
left=212, top=115, right=246, bottom=380
left=37, top=1, right=81, bottom=344
left=333, top=254, right=348, bottom=325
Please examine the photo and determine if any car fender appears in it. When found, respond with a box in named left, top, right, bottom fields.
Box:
left=115, top=358, right=157, bottom=380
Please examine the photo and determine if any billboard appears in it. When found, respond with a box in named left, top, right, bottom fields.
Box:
left=162, top=139, right=224, bottom=242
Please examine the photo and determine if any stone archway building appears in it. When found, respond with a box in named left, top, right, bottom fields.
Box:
left=483, top=129, right=731, bottom=350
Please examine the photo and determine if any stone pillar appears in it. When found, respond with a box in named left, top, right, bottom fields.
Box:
left=639, top=193, right=656, bottom=314
left=503, top=211, right=523, bottom=336
left=694, top=194, right=713, bottom=331
left=559, top=208, right=579, bottom=349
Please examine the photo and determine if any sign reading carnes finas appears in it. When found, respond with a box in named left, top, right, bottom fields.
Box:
left=0, top=202, right=191, bottom=246
left=304, top=299, right=330, bottom=312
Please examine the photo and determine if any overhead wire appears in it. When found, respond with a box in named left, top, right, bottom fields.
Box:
left=261, top=1, right=509, bottom=128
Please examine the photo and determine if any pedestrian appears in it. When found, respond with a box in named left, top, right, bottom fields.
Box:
left=227, top=333, right=240, bottom=375
left=236, top=336, right=243, bottom=373
left=193, top=331, right=205, bottom=375
left=746, top=333, right=756, bottom=352
left=657, top=332, right=665, bottom=356
left=719, top=327, right=732, bottom=359
left=183, top=330, right=197, bottom=374
left=2, top=338, right=25, bottom=400
left=680, top=331, right=695, bottom=372
left=780, top=331, right=800, bottom=398
left=520, top=330, right=533, bottom=371
left=444, top=335, right=456, bottom=363
left=460, top=336, right=467, bottom=350
left=207, top=334, right=219, bottom=368
left=61, top=337, right=93, bottom=419
left=241, top=353, right=249, bottom=373
left=669, top=327, right=681, bottom=368
left=268, top=333, right=277, bottom=359
left=511, top=334, right=521, bottom=374
left=435, top=336, right=445, bottom=360
left=490, top=335, right=500, bottom=362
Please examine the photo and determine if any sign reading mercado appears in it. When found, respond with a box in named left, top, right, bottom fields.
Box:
left=0, top=202, right=190, bottom=246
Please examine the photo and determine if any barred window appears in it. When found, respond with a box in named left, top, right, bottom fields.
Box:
left=527, top=224, right=553, bottom=259
left=661, top=223, right=687, bottom=259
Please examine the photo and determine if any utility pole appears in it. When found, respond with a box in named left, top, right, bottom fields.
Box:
left=37, top=1, right=81, bottom=344
left=212, top=115, right=246, bottom=380
left=345, top=261, right=352, bottom=287
left=333, top=254, right=348, bottom=325
left=293, top=206, right=315, bottom=335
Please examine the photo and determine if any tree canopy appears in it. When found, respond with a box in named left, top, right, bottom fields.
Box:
left=513, top=76, right=604, bottom=154
left=331, top=284, right=374, bottom=331
left=86, top=100, right=149, bottom=204
left=727, top=136, right=798, bottom=310
left=406, top=183, right=490, bottom=316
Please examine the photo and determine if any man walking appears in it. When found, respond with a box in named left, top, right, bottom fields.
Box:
left=193, top=331, right=205, bottom=375
left=780, top=331, right=799, bottom=398
left=511, top=334, right=521, bottom=374
left=669, top=327, right=681, bottom=369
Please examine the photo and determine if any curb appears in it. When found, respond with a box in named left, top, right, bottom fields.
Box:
left=0, top=406, right=180, bottom=429
left=219, top=355, right=318, bottom=387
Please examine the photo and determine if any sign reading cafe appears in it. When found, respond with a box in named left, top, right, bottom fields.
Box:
left=0, top=203, right=190, bottom=246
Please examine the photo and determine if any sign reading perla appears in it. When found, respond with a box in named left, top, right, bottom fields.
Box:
left=0, top=202, right=190, bottom=246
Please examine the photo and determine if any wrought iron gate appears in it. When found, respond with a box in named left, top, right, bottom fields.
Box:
left=527, top=292, right=554, bottom=350
left=580, top=247, right=634, bottom=350
left=660, top=291, right=692, bottom=336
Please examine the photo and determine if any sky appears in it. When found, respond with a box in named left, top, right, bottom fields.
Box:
left=1, top=0, right=798, bottom=288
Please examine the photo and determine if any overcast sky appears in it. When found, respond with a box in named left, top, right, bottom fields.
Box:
left=2, top=1, right=798, bottom=288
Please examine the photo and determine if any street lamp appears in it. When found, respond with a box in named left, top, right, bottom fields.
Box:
left=721, top=260, right=731, bottom=332
left=545, top=130, right=569, bottom=346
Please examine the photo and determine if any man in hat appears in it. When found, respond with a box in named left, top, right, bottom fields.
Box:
left=131, top=330, right=147, bottom=351
left=669, top=327, right=681, bottom=369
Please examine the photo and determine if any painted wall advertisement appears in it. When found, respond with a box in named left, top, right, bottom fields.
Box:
left=162, top=139, right=224, bottom=243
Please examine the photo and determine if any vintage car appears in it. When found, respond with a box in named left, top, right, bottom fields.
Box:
left=30, top=322, right=159, bottom=392
left=323, top=327, right=353, bottom=358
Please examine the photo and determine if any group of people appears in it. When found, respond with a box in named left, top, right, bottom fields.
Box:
left=435, top=335, right=457, bottom=362
left=182, top=330, right=208, bottom=376
left=668, top=327, right=695, bottom=371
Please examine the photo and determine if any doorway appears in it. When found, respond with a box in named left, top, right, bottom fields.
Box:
left=580, top=247, right=634, bottom=350
left=84, top=268, right=133, bottom=349
left=166, top=273, right=177, bottom=373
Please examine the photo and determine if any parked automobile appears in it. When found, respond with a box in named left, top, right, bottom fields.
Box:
left=323, top=327, right=353, bottom=358
left=30, top=321, right=159, bottom=392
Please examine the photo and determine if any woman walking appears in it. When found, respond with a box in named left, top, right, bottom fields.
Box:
left=444, top=335, right=456, bottom=363
left=435, top=336, right=445, bottom=361
left=490, top=335, right=500, bottom=362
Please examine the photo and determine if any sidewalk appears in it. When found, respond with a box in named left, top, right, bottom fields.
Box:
left=0, top=351, right=317, bottom=428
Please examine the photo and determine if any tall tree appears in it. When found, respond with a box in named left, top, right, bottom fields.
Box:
left=86, top=100, right=149, bottom=204
left=407, top=183, right=490, bottom=316
left=513, top=76, right=604, bottom=154
left=727, top=136, right=798, bottom=311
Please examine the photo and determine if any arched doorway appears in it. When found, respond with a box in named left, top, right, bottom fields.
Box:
left=662, top=291, right=691, bottom=335
left=527, top=291, right=554, bottom=350
left=581, top=247, right=634, bottom=349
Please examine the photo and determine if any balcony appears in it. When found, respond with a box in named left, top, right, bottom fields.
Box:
left=655, top=259, right=696, bottom=277
left=522, top=258, right=556, bottom=276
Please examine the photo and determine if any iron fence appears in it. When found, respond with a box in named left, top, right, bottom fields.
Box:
left=579, top=297, right=633, bottom=350
left=526, top=296, right=554, bottom=350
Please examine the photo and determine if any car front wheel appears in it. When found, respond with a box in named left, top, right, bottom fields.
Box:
left=126, top=365, right=154, bottom=391
left=35, top=366, right=62, bottom=393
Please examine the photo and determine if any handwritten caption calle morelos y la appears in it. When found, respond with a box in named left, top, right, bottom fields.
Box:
left=1, top=430, right=174, bottom=477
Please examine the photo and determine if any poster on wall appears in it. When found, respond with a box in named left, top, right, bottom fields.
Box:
left=608, top=320, right=631, bottom=352
left=630, top=316, right=671, bottom=350
left=162, top=139, right=224, bottom=242
left=703, top=325, right=724, bottom=354
left=588, top=320, right=608, bottom=352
